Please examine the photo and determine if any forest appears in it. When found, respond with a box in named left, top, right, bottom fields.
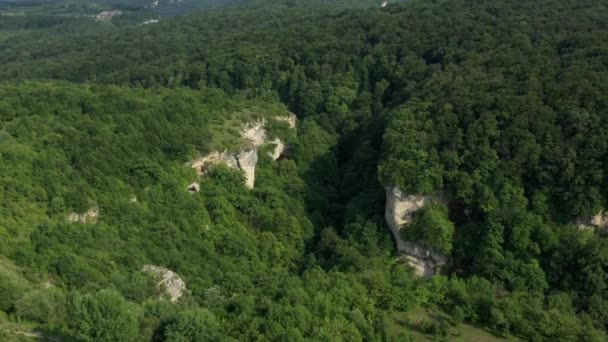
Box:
left=1, top=0, right=608, bottom=341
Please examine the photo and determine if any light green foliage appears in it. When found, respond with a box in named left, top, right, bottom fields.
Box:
left=164, top=309, right=222, bottom=342
left=69, top=289, right=141, bottom=342
left=404, top=203, right=454, bottom=255
left=0, top=0, right=607, bottom=341
left=379, top=102, right=443, bottom=194
left=15, top=288, right=67, bottom=326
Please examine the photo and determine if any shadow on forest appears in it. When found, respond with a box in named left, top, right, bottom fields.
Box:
left=297, top=111, right=388, bottom=254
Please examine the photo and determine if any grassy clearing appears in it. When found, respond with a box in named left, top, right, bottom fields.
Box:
left=0, top=312, right=40, bottom=342
left=391, top=308, right=521, bottom=342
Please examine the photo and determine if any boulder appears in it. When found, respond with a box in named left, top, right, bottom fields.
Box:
left=187, top=182, right=200, bottom=193
left=142, top=265, right=186, bottom=303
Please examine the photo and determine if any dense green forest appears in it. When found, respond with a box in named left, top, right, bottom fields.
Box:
left=1, top=0, right=608, bottom=341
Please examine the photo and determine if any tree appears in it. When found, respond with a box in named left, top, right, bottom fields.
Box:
left=404, top=203, right=454, bottom=255
left=70, top=289, right=140, bottom=342
left=15, top=288, right=67, bottom=326
left=164, top=309, right=223, bottom=342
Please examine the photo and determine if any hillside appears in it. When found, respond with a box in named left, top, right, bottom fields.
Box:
left=1, top=0, right=608, bottom=341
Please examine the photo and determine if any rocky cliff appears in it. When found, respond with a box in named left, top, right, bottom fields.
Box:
left=189, top=114, right=295, bottom=189
left=384, top=187, right=446, bottom=277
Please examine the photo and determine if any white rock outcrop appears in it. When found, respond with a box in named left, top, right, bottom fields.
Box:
left=235, top=149, right=258, bottom=189
left=242, top=121, right=267, bottom=147
left=274, top=113, right=297, bottom=129
left=142, top=265, right=186, bottom=303
left=190, top=149, right=257, bottom=189
left=577, top=211, right=608, bottom=230
left=381, top=1, right=388, bottom=7
left=267, top=138, right=286, bottom=161
left=187, top=182, right=200, bottom=193
left=385, top=187, right=446, bottom=277
left=189, top=114, right=295, bottom=189
left=67, top=207, right=99, bottom=224
left=191, top=151, right=237, bottom=177
left=95, top=10, right=122, bottom=22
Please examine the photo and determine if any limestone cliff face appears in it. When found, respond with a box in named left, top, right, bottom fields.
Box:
left=235, top=148, right=258, bottom=189
left=143, top=265, right=186, bottom=303
left=385, top=187, right=446, bottom=277
left=241, top=121, right=267, bottom=147
left=190, top=150, right=256, bottom=189
left=189, top=114, right=295, bottom=189
left=267, top=138, right=286, bottom=161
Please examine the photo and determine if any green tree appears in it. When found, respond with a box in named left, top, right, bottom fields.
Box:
left=70, top=289, right=140, bottom=342
left=164, top=309, right=223, bottom=342
left=405, top=203, right=454, bottom=255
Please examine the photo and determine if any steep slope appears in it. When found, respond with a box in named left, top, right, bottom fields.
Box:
left=1, top=0, right=608, bottom=340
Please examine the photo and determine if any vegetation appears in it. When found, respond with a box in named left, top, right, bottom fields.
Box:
left=0, top=0, right=608, bottom=340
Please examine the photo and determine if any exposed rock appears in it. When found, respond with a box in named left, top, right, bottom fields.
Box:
left=189, top=115, right=296, bottom=189
left=267, top=138, right=286, bottom=161
left=241, top=121, right=267, bottom=147
left=190, top=151, right=238, bottom=176
left=190, top=150, right=255, bottom=189
left=241, top=119, right=288, bottom=161
left=130, top=196, right=138, bottom=203
left=142, top=19, right=160, bottom=25
left=67, top=207, right=99, bottom=224
left=235, top=149, right=258, bottom=189
left=385, top=187, right=446, bottom=277
left=385, top=188, right=429, bottom=251
left=381, top=1, right=388, bottom=7
left=592, top=212, right=608, bottom=227
left=274, top=113, right=297, bottom=129
left=577, top=211, right=608, bottom=230
left=187, top=182, right=200, bottom=193
left=142, top=265, right=186, bottom=303
left=95, top=10, right=122, bottom=22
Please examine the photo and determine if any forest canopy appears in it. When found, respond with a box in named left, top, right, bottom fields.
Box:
left=1, top=0, right=608, bottom=341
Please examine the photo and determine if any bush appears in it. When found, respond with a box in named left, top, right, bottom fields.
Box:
left=69, top=289, right=141, bottom=342
left=15, top=287, right=67, bottom=325
left=164, top=309, right=222, bottom=342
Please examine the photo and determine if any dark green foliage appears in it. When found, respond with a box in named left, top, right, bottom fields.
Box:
left=69, top=289, right=141, bottom=341
left=15, top=288, right=67, bottom=326
left=164, top=309, right=222, bottom=342
left=0, top=0, right=608, bottom=340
